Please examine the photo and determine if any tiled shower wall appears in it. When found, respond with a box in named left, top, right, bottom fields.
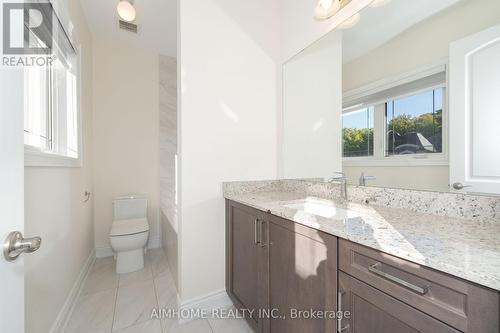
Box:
left=159, top=54, right=178, bottom=287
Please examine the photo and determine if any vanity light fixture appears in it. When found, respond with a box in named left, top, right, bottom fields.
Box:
left=314, top=0, right=342, bottom=20
left=117, top=0, right=136, bottom=22
left=338, top=12, right=361, bottom=29
left=369, top=0, right=391, bottom=8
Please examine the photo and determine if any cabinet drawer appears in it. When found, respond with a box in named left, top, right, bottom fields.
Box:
left=339, top=239, right=499, bottom=333
left=339, top=271, right=460, bottom=333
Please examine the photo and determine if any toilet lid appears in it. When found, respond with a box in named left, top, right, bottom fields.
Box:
left=110, top=218, right=149, bottom=236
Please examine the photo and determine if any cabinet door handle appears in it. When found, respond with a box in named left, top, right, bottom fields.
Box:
left=368, top=263, right=429, bottom=295
left=337, top=290, right=349, bottom=332
left=254, top=219, right=260, bottom=245
left=260, top=220, right=267, bottom=247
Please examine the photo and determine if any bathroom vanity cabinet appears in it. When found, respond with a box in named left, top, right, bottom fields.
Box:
left=226, top=201, right=337, bottom=333
left=226, top=200, right=500, bottom=333
left=266, top=213, right=337, bottom=333
left=225, top=201, right=266, bottom=331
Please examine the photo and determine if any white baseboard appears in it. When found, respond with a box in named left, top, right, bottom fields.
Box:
left=178, top=289, right=234, bottom=323
left=49, top=249, right=96, bottom=333
left=95, top=235, right=162, bottom=258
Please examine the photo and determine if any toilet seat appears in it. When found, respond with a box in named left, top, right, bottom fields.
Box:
left=110, top=218, right=149, bottom=237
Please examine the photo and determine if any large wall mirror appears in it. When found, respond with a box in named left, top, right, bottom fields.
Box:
left=282, top=0, right=500, bottom=195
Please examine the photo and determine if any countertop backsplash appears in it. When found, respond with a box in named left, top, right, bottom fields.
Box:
left=223, top=179, right=500, bottom=223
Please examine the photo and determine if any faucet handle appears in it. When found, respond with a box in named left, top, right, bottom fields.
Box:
left=359, top=172, right=376, bottom=186
left=331, top=171, right=346, bottom=178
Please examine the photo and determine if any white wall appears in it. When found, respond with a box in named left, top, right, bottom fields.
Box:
left=344, top=165, right=450, bottom=192
left=24, top=1, right=94, bottom=332
left=277, top=0, right=373, bottom=177
left=283, top=32, right=343, bottom=179
left=344, top=0, right=500, bottom=91
left=92, top=39, right=160, bottom=255
left=178, top=0, right=280, bottom=301
left=342, top=0, right=500, bottom=192
left=281, top=0, right=373, bottom=61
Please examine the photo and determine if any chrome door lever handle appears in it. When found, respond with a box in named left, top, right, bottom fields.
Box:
left=3, top=231, right=42, bottom=262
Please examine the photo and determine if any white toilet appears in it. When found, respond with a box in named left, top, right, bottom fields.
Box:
left=109, top=196, right=150, bottom=274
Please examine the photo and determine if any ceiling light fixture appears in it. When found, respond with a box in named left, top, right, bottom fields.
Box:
left=314, top=0, right=341, bottom=20
left=369, top=0, right=391, bottom=8
left=117, top=0, right=136, bottom=23
left=337, top=12, right=361, bottom=29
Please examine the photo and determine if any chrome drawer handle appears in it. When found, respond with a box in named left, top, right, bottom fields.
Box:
left=368, top=263, right=429, bottom=295
left=254, top=219, right=260, bottom=245
left=337, top=290, right=350, bottom=332
left=260, top=220, right=267, bottom=248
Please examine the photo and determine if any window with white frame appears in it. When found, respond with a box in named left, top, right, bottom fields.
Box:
left=385, top=88, right=443, bottom=156
left=24, top=5, right=80, bottom=165
left=342, top=106, right=374, bottom=157
left=342, top=67, right=446, bottom=163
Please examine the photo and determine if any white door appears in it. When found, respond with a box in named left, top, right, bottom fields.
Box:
left=0, top=67, right=42, bottom=330
left=449, top=24, right=500, bottom=195
left=0, top=65, right=25, bottom=330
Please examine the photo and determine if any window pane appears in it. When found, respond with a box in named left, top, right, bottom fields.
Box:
left=386, top=88, right=443, bottom=155
left=342, top=107, right=374, bottom=157
left=24, top=66, right=50, bottom=150
left=66, top=70, right=78, bottom=158
left=52, top=54, right=79, bottom=158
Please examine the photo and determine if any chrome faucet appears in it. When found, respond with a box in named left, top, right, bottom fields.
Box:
left=328, top=172, right=348, bottom=201
left=359, top=172, right=376, bottom=186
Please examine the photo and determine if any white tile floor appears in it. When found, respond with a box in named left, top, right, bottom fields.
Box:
left=65, top=248, right=253, bottom=333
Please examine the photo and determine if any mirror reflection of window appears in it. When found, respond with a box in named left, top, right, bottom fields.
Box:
left=342, top=106, right=374, bottom=158
left=386, top=88, right=444, bottom=156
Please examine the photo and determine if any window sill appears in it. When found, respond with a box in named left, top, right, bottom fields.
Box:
left=25, top=147, right=82, bottom=168
left=343, top=156, right=448, bottom=167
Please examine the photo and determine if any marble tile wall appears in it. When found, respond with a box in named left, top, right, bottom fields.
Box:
left=159, top=55, right=178, bottom=231
left=159, top=55, right=178, bottom=284
left=223, top=179, right=500, bottom=223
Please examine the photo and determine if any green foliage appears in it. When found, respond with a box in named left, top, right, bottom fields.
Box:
left=389, top=110, right=442, bottom=138
left=343, top=128, right=374, bottom=157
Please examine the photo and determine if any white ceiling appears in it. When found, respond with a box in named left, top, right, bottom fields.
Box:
left=342, top=0, right=462, bottom=63
left=79, top=0, right=177, bottom=57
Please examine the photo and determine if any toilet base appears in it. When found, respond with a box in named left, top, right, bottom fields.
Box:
left=115, top=248, right=145, bottom=274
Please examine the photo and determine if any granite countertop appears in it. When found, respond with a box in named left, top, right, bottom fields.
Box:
left=225, top=190, right=500, bottom=292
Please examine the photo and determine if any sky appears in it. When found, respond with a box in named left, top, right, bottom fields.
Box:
left=343, top=106, right=374, bottom=130
left=343, top=88, right=443, bottom=129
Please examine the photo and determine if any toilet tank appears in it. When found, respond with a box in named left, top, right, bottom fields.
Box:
left=113, top=195, right=148, bottom=220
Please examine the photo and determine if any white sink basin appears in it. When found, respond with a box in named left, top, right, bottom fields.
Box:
left=284, top=201, right=362, bottom=219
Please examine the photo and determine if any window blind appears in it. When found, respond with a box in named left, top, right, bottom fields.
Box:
left=343, top=66, right=446, bottom=111
left=24, top=0, right=76, bottom=62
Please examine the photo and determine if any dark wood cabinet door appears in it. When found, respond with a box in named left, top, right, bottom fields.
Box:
left=338, top=271, right=460, bottom=333
left=266, top=215, right=337, bottom=333
left=226, top=201, right=263, bottom=331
